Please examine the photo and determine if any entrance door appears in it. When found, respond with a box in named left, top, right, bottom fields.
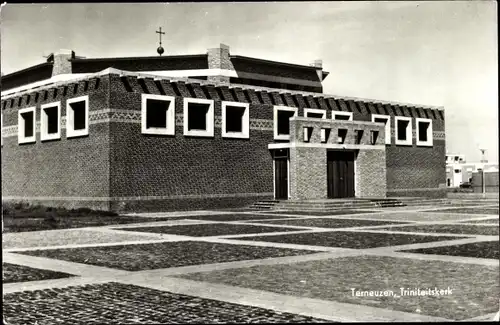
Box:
left=327, top=151, right=355, bottom=198
left=275, top=158, right=288, bottom=199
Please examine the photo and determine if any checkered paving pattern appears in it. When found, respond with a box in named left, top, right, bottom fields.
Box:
left=4, top=200, right=499, bottom=323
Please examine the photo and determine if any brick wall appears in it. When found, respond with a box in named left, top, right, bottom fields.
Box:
left=107, top=77, right=275, bottom=211
left=1, top=76, right=112, bottom=210
left=287, top=117, right=386, bottom=199
left=289, top=147, right=327, bottom=200
left=1, top=70, right=447, bottom=211
left=356, top=149, right=386, bottom=197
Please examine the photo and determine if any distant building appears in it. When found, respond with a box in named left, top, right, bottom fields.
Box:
left=1, top=44, right=447, bottom=212
left=445, top=153, right=498, bottom=187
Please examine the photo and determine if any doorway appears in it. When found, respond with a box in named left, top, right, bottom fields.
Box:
left=327, top=150, right=355, bottom=198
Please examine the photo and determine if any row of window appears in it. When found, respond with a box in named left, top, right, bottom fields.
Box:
left=6, top=93, right=433, bottom=146
left=275, top=106, right=433, bottom=146
left=17, top=95, right=89, bottom=144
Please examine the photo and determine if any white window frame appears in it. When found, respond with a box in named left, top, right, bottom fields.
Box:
left=221, top=101, right=249, bottom=139
left=66, top=95, right=89, bottom=138
left=18, top=106, right=36, bottom=144
left=273, top=105, right=297, bottom=140
left=416, top=117, right=433, bottom=147
left=41, top=101, right=61, bottom=141
left=304, top=108, right=326, bottom=141
left=332, top=111, right=353, bottom=121
left=183, top=97, right=214, bottom=137
left=371, top=114, right=391, bottom=145
left=303, top=108, right=326, bottom=119
left=394, top=116, right=412, bottom=146
left=141, top=94, right=176, bottom=135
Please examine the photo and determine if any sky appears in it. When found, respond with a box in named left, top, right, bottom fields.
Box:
left=1, top=2, right=497, bottom=162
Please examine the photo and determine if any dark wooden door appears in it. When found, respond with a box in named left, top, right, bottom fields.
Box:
left=275, top=158, right=288, bottom=200
left=327, top=151, right=355, bottom=198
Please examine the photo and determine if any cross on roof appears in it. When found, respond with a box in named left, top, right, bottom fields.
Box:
left=156, top=27, right=165, bottom=46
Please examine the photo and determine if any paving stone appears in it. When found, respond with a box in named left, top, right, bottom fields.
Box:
left=375, top=224, right=499, bottom=236
left=229, top=231, right=463, bottom=249
left=15, top=241, right=318, bottom=271
left=176, top=255, right=499, bottom=321
left=427, top=208, right=499, bottom=215
left=2, top=263, right=75, bottom=284
left=3, top=282, right=331, bottom=324
left=116, top=223, right=306, bottom=237
left=262, top=210, right=378, bottom=216
left=252, top=217, right=410, bottom=228
left=403, top=241, right=499, bottom=260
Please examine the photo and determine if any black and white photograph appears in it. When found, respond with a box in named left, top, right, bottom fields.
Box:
left=1, top=1, right=498, bottom=323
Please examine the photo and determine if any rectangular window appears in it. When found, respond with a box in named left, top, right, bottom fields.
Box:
left=370, top=130, right=379, bottom=145
left=371, top=114, right=391, bottom=144
left=273, top=106, right=297, bottom=140
left=41, top=102, right=61, bottom=141
left=321, top=128, right=330, bottom=143
left=332, top=111, right=353, bottom=121
left=416, top=117, right=433, bottom=146
left=18, top=106, right=36, bottom=144
left=395, top=116, right=412, bottom=146
left=66, top=95, right=89, bottom=138
left=304, top=108, right=326, bottom=119
left=338, top=128, right=347, bottom=144
left=141, top=94, right=175, bottom=135
left=222, top=101, right=249, bottom=139
left=183, top=98, right=214, bottom=137
left=354, top=130, right=364, bottom=144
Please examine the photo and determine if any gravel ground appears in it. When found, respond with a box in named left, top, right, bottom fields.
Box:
left=403, top=241, right=499, bottom=260
left=374, top=224, right=499, bottom=236
left=116, top=223, right=307, bottom=237
left=3, top=263, right=75, bottom=284
left=229, top=231, right=462, bottom=249
left=3, top=282, right=331, bottom=324
left=251, top=217, right=410, bottom=228
left=14, top=241, right=318, bottom=271
left=176, top=255, right=499, bottom=320
left=3, top=229, right=156, bottom=249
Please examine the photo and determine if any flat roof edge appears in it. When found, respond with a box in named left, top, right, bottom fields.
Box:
left=1, top=68, right=444, bottom=110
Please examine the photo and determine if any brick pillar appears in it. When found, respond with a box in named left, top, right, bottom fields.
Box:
left=207, top=44, right=235, bottom=84
left=52, top=49, right=74, bottom=77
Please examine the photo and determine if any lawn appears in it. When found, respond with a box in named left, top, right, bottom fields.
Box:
left=2, top=203, right=174, bottom=233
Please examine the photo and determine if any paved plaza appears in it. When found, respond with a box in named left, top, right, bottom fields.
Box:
left=3, top=201, right=499, bottom=323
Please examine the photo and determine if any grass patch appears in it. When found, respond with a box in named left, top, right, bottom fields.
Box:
left=2, top=202, right=173, bottom=233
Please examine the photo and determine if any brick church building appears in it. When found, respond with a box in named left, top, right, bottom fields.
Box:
left=1, top=44, right=446, bottom=212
